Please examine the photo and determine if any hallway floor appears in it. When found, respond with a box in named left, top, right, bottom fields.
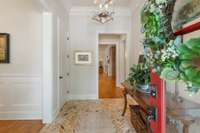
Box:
left=99, top=72, right=123, bottom=98
left=40, top=99, right=136, bottom=133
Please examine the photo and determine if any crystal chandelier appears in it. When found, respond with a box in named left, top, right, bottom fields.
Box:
left=92, top=0, right=115, bottom=24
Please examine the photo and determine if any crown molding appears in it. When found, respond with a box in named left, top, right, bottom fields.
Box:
left=69, top=6, right=132, bottom=16
left=60, top=0, right=72, bottom=12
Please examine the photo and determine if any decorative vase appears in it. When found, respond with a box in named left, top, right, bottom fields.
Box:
left=138, top=84, right=149, bottom=90
left=137, top=84, right=150, bottom=94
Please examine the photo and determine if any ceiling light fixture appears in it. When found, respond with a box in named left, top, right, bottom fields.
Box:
left=92, top=0, right=115, bottom=24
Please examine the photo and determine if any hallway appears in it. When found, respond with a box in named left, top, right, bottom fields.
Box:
left=99, top=72, right=123, bottom=98
left=2, top=0, right=200, bottom=132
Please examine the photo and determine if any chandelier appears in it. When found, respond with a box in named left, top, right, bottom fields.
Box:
left=92, top=0, right=115, bottom=24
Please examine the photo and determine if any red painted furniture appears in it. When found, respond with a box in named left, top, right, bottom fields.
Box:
left=148, top=71, right=165, bottom=133
left=174, top=21, right=200, bottom=36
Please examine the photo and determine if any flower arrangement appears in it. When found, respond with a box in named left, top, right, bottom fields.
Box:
left=141, top=0, right=200, bottom=93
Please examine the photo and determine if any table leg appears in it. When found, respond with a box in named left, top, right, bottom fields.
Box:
left=183, top=124, right=189, bottom=133
left=122, top=90, right=128, bottom=116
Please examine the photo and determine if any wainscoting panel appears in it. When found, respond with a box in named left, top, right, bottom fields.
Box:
left=0, top=75, right=42, bottom=120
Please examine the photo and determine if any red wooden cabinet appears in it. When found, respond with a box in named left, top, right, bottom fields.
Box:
left=148, top=71, right=166, bottom=133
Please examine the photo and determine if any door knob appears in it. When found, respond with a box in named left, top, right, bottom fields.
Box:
left=59, top=76, right=63, bottom=79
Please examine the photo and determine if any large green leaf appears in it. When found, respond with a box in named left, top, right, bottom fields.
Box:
left=179, top=54, right=195, bottom=60
left=185, top=38, right=200, bottom=55
left=180, top=61, right=193, bottom=69
left=178, top=44, right=192, bottom=54
left=185, top=38, right=200, bottom=49
left=185, top=67, right=199, bottom=80
left=161, top=68, right=179, bottom=81
left=180, top=73, right=188, bottom=81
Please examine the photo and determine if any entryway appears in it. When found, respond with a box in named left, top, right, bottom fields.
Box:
left=98, top=34, right=127, bottom=98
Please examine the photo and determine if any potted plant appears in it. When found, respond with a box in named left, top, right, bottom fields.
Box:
left=128, top=63, right=150, bottom=91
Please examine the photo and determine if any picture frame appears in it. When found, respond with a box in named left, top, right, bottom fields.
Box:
left=138, top=55, right=145, bottom=64
left=74, top=51, right=92, bottom=65
left=0, top=33, right=10, bottom=63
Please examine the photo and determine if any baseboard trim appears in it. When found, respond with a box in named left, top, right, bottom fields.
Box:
left=52, top=108, right=60, bottom=121
left=0, top=111, right=42, bottom=120
left=67, top=94, right=98, bottom=100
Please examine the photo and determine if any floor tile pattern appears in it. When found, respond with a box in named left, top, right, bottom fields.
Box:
left=40, top=99, right=136, bottom=133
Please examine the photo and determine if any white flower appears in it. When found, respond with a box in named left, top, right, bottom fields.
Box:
left=155, top=0, right=167, bottom=4
left=172, top=55, right=176, bottom=58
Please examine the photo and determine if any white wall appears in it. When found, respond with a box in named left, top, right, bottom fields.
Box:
left=99, top=45, right=106, bottom=65
left=68, top=7, right=132, bottom=100
left=0, top=0, right=70, bottom=122
left=130, top=0, right=146, bottom=65
left=0, top=0, right=43, bottom=120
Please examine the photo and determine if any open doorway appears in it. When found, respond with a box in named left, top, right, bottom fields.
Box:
left=98, top=34, right=127, bottom=98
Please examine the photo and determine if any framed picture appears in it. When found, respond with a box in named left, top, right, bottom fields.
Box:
left=0, top=33, right=10, bottom=63
left=74, top=51, right=92, bottom=65
left=138, top=55, right=145, bottom=64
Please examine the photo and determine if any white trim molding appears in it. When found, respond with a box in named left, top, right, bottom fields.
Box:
left=0, top=111, right=41, bottom=120
left=0, top=111, right=42, bottom=120
left=69, top=6, right=132, bottom=16
left=67, top=94, right=98, bottom=100
left=0, top=75, right=42, bottom=120
left=42, top=12, right=54, bottom=123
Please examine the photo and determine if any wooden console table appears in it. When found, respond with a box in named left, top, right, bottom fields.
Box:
left=122, top=81, right=200, bottom=133
left=121, top=81, right=150, bottom=116
left=121, top=81, right=150, bottom=133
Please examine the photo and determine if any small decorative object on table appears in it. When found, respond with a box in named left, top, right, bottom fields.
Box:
left=128, top=60, right=150, bottom=93
left=0, top=33, right=10, bottom=63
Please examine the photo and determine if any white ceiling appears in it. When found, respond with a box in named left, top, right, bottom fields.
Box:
left=69, top=0, right=132, bottom=7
